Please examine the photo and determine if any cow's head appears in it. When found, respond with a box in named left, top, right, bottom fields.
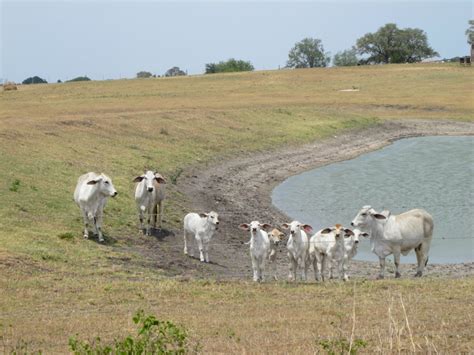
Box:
left=133, top=170, right=166, bottom=193
left=269, top=228, right=285, bottom=246
left=200, top=211, right=219, bottom=229
left=321, top=224, right=349, bottom=240
left=351, top=229, right=369, bottom=244
left=351, top=205, right=387, bottom=229
left=87, top=173, right=117, bottom=197
left=239, top=221, right=272, bottom=235
left=281, top=221, right=313, bottom=237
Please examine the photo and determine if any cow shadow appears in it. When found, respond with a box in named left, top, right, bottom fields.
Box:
left=149, top=228, right=175, bottom=241
left=184, top=254, right=226, bottom=268
left=87, top=233, right=118, bottom=246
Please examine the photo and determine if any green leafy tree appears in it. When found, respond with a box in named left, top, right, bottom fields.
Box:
left=287, top=38, right=330, bottom=68
left=137, top=71, right=153, bottom=78
left=22, top=76, right=47, bottom=84
left=205, top=58, right=254, bottom=74
left=164, top=67, right=186, bottom=77
left=333, top=48, right=359, bottom=66
left=466, top=19, right=474, bottom=45
left=67, top=76, right=91, bottom=82
left=356, top=23, right=438, bottom=64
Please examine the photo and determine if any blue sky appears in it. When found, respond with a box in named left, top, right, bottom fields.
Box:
left=1, top=1, right=472, bottom=82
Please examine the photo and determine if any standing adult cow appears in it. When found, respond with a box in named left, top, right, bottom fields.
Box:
left=351, top=205, right=434, bottom=279
left=74, top=172, right=118, bottom=242
left=133, top=170, right=166, bottom=235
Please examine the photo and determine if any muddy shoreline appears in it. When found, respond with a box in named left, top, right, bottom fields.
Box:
left=158, top=119, right=474, bottom=280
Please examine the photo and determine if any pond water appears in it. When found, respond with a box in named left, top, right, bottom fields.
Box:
left=272, top=136, right=473, bottom=264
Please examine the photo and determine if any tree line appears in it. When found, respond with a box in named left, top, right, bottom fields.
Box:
left=16, top=21, right=473, bottom=85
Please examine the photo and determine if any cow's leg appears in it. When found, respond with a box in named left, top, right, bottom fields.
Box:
left=183, top=230, right=189, bottom=255
left=393, top=248, right=401, bottom=278
left=158, top=201, right=164, bottom=229
left=415, top=242, right=430, bottom=277
left=302, top=254, right=309, bottom=282
left=328, top=258, right=335, bottom=280
left=342, top=256, right=349, bottom=281
left=95, top=207, right=105, bottom=242
left=321, top=255, right=327, bottom=282
left=204, top=242, right=210, bottom=263
left=197, top=236, right=205, bottom=262
left=288, top=254, right=297, bottom=281
left=145, top=209, right=152, bottom=236
left=260, top=256, right=266, bottom=282
left=138, top=207, right=145, bottom=234
left=377, top=256, right=386, bottom=279
left=251, top=255, right=259, bottom=282
left=151, top=204, right=158, bottom=229
left=314, top=254, right=322, bottom=281
left=81, top=209, right=90, bottom=239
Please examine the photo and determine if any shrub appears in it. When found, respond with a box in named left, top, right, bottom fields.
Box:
left=205, top=58, right=254, bottom=74
left=69, top=310, right=190, bottom=354
left=137, top=71, right=153, bottom=79
left=67, top=76, right=91, bottom=82
left=22, top=76, right=47, bottom=85
left=164, top=67, right=186, bottom=77
left=2, top=82, right=17, bottom=91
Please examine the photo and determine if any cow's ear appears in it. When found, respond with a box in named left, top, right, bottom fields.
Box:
left=199, top=213, right=208, bottom=218
left=133, top=176, right=144, bottom=183
left=239, top=223, right=250, bottom=231
left=155, top=176, right=166, bottom=184
left=87, top=179, right=98, bottom=185
left=260, top=223, right=272, bottom=231
left=344, top=229, right=355, bottom=237
left=373, top=214, right=386, bottom=220
left=361, top=233, right=369, bottom=237
left=321, top=228, right=332, bottom=234
left=281, top=223, right=290, bottom=230
left=301, top=224, right=313, bottom=233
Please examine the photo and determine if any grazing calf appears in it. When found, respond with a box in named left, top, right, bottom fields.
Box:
left=351, top=205, right=434, bottom=279
left=239, top=221, right=272, bottom=282
left=183, top=211, right=219, bottom=263
left=133, top=170, right=166, bottom=235
left=268, top=228, right=285, bottom=280
left=309, top=224, right=353, bottom=281
left=342, top=229, right=369, bottom=280
left=73, top=172, right=118, bottom=242
left=282, top=221, right=313, bottom=281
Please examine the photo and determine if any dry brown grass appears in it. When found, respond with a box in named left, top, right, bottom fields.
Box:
left=2, top=82, right=17, bottom=91
left=0, top=63, right=473, bottom=353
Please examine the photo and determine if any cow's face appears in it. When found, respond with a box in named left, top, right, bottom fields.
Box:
left=133, top=170, right=166, bottom=193
left=88, top=174, right=117, bottom=197
left=352, top=229, right=369, bottom=244
left=351, top=206, right=387, bottom=229
left=269, top=228, right=285, bottom=246
left=239, top=221, right=271, bottom=234
left=281, top=221, right=312, bottom=237
left=201, top=211, right=219, bottom=228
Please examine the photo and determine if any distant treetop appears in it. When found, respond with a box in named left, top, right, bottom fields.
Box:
left=205, top=58, right=254, bottom=74
left=137, top=71, right=153, bottom=79
left=164, top=67, right=186, bottom=77
left=67, top=76, right=91, bottom=82
left=286, top=38, right=330, bottom=68
left=22, top=76, right=47, bottom=85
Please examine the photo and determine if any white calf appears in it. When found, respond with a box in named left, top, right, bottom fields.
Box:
left=309, top=224, right=352, bottom=281
left=282, top=221, right=313, bottom=281
left=183, top=211, right=219, bottom=263
left=239, top=221, right=272, bottom=282
left=73, top=172, right=117, bottom=242
left=342, top=229, right=369, bottom=280
left=133, top=170, right=166, bottom=235
left=351, top=205, right=434, bottom=279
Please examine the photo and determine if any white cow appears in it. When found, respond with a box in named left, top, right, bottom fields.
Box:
left=351, top=205, right=434, bottom=279
left=268, top=228, right=285, bottom=280
left=183, top=211, right=219, bottom=263
left=73, top=172, right=118, bottom=242
left=309, top=224, right=353, bottom=281
left=239, top=221, right=272, bottom=282
left=282, top=221, right=313, bottom=281
left=342, top=228, right=369, bottom=280
left=133, top=170, right=166, bottom=235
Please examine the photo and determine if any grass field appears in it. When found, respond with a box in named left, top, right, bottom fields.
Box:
left=1, top=63, right=473, bottom=353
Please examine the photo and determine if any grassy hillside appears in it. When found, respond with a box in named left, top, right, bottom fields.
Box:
left=0, top=63, right=473, bottom=353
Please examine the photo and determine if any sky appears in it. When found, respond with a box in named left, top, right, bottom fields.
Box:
left=1, top=1, right=472, bottom=83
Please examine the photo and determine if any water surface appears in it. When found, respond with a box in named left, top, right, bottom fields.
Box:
left=272, top=136, right=473, bottom=263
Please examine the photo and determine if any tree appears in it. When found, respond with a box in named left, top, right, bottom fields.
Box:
left=204, top=58, right=254, bottom=74
left=22, top=76, right=47, bottom=84
left=333, top=48, right=359, bottom=66
left=355, top=23, right=438, bottom=64
left=466, top=19, right=474, bottom=45
left=67, top=76, right=91, bottom=82
left=164, top=67, right=186, bottom=77
left=137, top=71, right=152, bottom=79
left=286, top=38, right=330, bottom=68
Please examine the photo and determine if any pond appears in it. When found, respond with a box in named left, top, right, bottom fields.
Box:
left=272, top=136, right=473, bottom=264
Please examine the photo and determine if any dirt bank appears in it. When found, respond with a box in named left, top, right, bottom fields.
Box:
left=137, top=119, right=474, bottom=280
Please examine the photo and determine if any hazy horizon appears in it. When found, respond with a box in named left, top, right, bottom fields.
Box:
left=1, top=1, right=472, bottom=83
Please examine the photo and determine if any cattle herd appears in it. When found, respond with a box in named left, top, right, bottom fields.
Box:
left=74, top=170, right=434, bottom=282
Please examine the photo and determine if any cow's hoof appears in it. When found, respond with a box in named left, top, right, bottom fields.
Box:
left=99, top=239, right=104, bottom=243
left=395, top=272, right=401, bottom=278
left=414, top=271, right=422, bottom=277
left=83, top=234, right=89, bottom=239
